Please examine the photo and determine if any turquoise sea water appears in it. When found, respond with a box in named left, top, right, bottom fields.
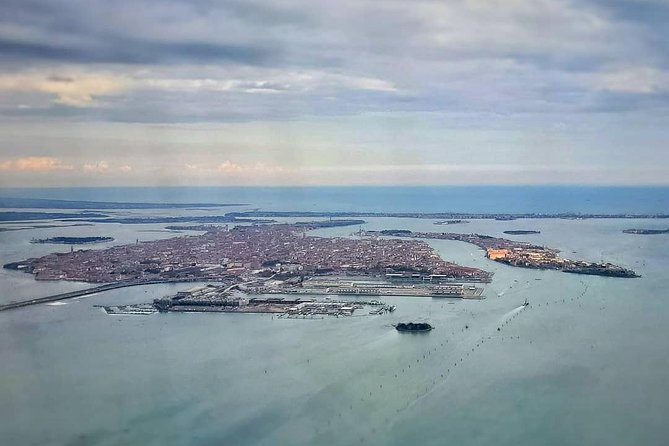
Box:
left=1, top=187, right=669, bottom=445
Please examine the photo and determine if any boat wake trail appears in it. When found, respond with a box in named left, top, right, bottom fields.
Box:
left=398, top=302, right=531, bottom=414
left=500, top=304, right=526, bottom=323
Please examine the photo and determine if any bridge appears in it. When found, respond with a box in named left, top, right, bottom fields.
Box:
left=0, top=277, right=228, bottom=312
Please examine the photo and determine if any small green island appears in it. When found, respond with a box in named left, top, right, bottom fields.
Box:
left=623, top=229, right=669, bottom=235
left=503, top=230, right=541, bottom=235
left=30, top=236, right=114, bottom=245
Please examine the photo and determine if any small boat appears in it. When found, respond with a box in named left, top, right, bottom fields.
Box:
left=395, top=322, right=433, bottom=332
left=523, top=298, right=529, bottom=306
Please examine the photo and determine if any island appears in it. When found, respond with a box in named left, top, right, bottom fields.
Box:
left=365, top=229, right=638, bottom=278
left=435, top=220, right=469, bottom=225
left=503, top=230, right=540, bottom=235
left=5, top=221, right=492, bottom=294
left=623, top=229, right=669, bottom=235
left=31, top=236, right=114, bottom=245
left=164, top=225, right=224, bottom=231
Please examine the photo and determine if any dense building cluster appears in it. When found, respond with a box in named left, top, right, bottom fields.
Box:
left=371, top=230, right=638, bottom=278
left=18, top=223, right=490, bottom=283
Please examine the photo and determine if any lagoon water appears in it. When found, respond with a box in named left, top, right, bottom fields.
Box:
left=1, top=187, right=669, bottom=445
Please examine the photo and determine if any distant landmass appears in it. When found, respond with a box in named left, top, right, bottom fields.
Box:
left=227, top=211, right=669, bottom=220
left=0, top=211, right=108, bottom=222
left=623, top=229, right=669, bottom=235
left=0, top=197, right=245, bottom=210
left=434, top=220, right=469, bottom=225
left=164, top=219, right=365, bottom=232
left=503, top=230, right=541, bottom=235
left=31, top=236, right=114, bottom=245
left=80, top=216, right=274, bottom=224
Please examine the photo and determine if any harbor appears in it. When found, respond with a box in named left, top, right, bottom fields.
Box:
left=96, top=284, right=395, bottom=317
left=280, top=276, right=485, bottom=299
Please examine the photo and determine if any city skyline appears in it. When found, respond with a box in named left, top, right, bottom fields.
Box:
left=1, top=0, right=668, bottom=187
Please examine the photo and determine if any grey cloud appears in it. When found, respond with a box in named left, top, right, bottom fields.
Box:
left=1, top=0, right=668, bottom=123
left=585, top=0, right=669, bottom=65
left=582, top=90, right=669, bottom=113
left=588, top=0, right=669, bottom=25
left=0, top=0, right=288, bottom=67
left=0, top=38, right=278, bottom=66
left=46, top=75, right=74, bottom=83
left=0, top=0, right=615, bottom=68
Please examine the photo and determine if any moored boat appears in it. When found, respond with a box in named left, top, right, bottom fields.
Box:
left=395, top=322, right=433, bottom=332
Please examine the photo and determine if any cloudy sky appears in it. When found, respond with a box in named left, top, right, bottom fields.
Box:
left=0, top=0, right=668, bottom=187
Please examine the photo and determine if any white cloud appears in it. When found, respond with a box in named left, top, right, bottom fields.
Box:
left=138, top=70, right=397, bottom=94
left=0, top=156, right=73, bottom=171
left=183, top=160, right=284, bottom=175
left=82, top=161, right=133, bottom=173
left=0, top=73, right=128, bottom=107
left=590, top=66, right=669, bottom=94
left=82, top=160, right=110, bottom=173
left=217, top=160, right=245, bottom=173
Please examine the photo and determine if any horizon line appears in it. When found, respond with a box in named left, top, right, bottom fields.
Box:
left=3, top=183, right=669, bottom=190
